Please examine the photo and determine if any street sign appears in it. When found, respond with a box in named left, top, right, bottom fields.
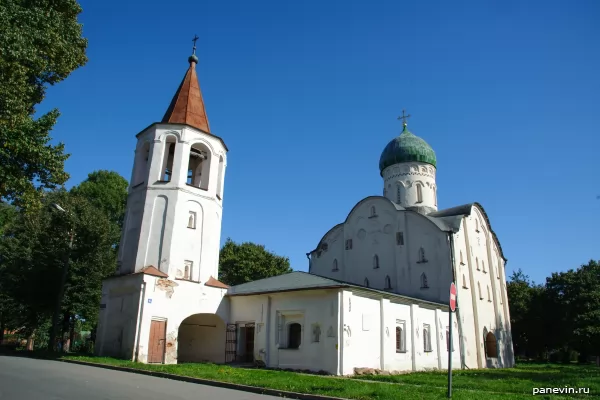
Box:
left=449, top=283, right=457, bottom=312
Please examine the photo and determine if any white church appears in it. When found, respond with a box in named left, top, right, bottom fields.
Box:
left=95, top=46, right=515, bottom=375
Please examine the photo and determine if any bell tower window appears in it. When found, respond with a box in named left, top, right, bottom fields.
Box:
left=161, top=138, right=177, bottom=182
left=187, top=143, right=211, bottom=190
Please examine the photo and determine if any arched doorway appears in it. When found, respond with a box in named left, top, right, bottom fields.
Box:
left=484, top=330, right=498, bottom=358
left=178, top=314, right=226, bottom=363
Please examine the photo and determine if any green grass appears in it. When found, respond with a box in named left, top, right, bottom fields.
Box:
left=56, top=355, right=599, bottom=400
left=352, top=363, right=600, bottom=398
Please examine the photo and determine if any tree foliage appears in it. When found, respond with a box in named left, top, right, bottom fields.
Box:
left=0, top=170, right=126, bottom=347
left=0, top=0, right=87, bottom=208
left=218, top=238, right=292, bottom=286
left=507, top=261, right=600, bottom=362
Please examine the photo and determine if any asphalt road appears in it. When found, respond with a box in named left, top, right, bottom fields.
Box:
left=0, top=355, right=283, bottom=400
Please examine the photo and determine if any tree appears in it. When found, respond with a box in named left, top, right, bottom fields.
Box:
left=0, top=0, right=88, bottom=208
left=70, top=170, right=129, bottom=247
left=218, top=238, right=292, bottom=286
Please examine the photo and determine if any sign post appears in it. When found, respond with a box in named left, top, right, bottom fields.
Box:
left=448, top=282, right=457, bottom=398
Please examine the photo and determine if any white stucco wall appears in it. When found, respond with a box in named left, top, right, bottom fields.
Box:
left=381, top=162, right=437, bottom=212
left=119, top=124, right=227, bottom=282
left=310, top=197, right=451, bottom=305
left=229, top=290, right=340, bottom=374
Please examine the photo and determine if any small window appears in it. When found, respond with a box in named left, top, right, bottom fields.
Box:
left=433, top=186, right=437, bottom=206
left=459, top=250, right=464, bottom=265
left=420, top=273, right=428, bottom=289
left=423, top=324, right=432, bottom=352
left=370, top=206, right=377, bottom=217
left=487, top=285, right=491, bottom=302
left=396, top=232, right=404, bottom=246
left=478, top=282, right=483, bottom=299
left=385, top=275, right=392, bottom=290
left=396, top=185, right=403, bottom=203
left=475, top=219, right=480, bottom=232
left=373, top=255, right=379, bottom=269
left=396, top=321, right=406, bottom=352
left=364, top=278, right=370, bottom=287
left=288, top=323, right=302, bottom=349
left=446, top=326, right=454, bottom=352
left=345, top=239, right=353, bottom=250
left=462, top=274, right=468, bottom=289
left=476, top=257, right=480, bottom=270
left=184, top=260, right=193, bottom=280
left=482, top=261, right=486, bottom=273
left=188, top=211, right=196, bottom=229
left=332, top=259, right=338, bottom=271
left=416, top=183, right=423, bottom=203
left=418, top=247, right=427, bottom=263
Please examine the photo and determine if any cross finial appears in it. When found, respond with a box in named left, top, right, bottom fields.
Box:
left=397, top=109, right=411, bottom=128
left=192, top=34, right=199, bottom=55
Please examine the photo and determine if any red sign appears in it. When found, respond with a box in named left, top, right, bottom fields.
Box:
left=449, top=283, right=457, bottom=312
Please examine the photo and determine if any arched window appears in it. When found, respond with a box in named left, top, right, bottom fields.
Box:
left=475, top=219, right=480, bottom=232
left=396, top=326, right=405, bottom=352
left=187, top=143, right=211, bottom=190
left=418, top=247, right=427, bottom=263
left=396, top=184, right=403, bottom=204
left=373, top=255, right=379, bottom=269
left=423, top=324, right=432, bottom=352
left=370, top=206, right=377, bottom=217
left=416, top=183, right=423, bottom=203
left=288, top=323, right=302, bottom=349
left=187, top=211, right=196, bottom=229
left=133, top=141, right=151, bottom=186
left=161, top=137, right=177, bottom=181
left=420, top=273, right=428, bottom=289
left=476, top=257, right=480, bottom=270
left=332, top=259, right=338, bottom=271
left=364, top=278, right=370, bottom=287
left=462, top=274, right=468, bottom=288
left=459, top=250, right=464, bottom=265
left=216, top=155, right=224, bottom=198
left=385, top=275, right=392, bottom=290
left=482, top=261, right=486, bottom=273
left=484, top=330, right=498, bottom=358
left=487, top=285, right=491, bottom=301
left=478, top=282, right=483, bottom=299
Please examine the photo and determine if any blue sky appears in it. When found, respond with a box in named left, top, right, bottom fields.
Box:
left=41, top=0, right=599, bottom=285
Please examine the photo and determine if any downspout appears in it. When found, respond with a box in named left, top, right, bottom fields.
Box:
left=448, top=232, right=466, bottom=369
left=265, top=296, right=272, bottom=366
left=134, top=281, right=147, bottom=362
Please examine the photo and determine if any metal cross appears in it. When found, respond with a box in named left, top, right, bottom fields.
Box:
left=398, top=109, right=411, bottom=126
left=192, top=34, right=199, bottom=54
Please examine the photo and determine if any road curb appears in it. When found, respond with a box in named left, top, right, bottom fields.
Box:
left=59, top=359, right=349, bottom=400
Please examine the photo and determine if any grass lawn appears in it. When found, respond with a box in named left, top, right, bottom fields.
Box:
left=57, top=355, right=599, bottom=400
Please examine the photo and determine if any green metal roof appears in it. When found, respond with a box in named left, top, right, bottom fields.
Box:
left=379, top=125, right=436, bottom=174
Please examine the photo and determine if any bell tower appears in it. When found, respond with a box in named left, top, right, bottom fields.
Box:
left=118, top=42, right=228, bottom=284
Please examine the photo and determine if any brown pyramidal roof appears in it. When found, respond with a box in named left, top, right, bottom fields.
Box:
left=161, top=56, right=210, bottom=133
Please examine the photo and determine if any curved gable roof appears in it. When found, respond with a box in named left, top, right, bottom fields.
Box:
left=427, top=202, right=506, bottom=262
left=309, top=196, right=460, bottom=253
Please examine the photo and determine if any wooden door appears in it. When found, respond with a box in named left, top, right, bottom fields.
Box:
left=245, top=325, right=255, bottom=362
left=148, top=320, right=166, bottom=363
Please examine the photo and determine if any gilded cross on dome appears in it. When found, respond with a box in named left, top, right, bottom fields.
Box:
left=397, top=109, right=411, bottom=127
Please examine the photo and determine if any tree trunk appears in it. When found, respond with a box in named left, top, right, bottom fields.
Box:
left=0, top=314, right=5, bottom=344
left=26, top=331, right=35, bottom=351
left=68, top=319, right=76, bottom=353
left=61, top=313, right=70, bottom=352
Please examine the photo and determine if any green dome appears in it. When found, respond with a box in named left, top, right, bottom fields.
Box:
left=379, top=125, right=436, bottom=174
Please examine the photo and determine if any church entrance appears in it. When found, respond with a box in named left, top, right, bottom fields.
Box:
left=177, top=314, right=226, bottom=363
